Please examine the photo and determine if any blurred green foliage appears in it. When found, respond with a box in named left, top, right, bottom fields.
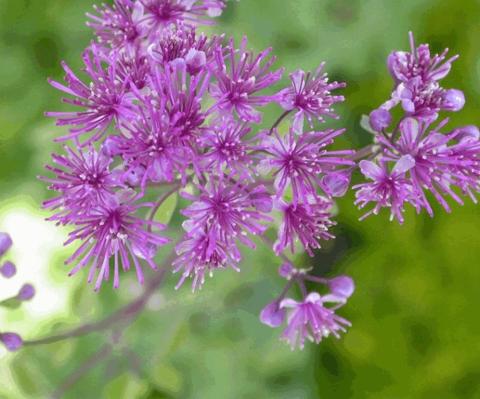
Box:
left=1, top=0, right=480, bottom=398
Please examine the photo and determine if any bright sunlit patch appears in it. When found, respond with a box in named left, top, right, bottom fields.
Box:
left=0, top=196, right=74, bottom=335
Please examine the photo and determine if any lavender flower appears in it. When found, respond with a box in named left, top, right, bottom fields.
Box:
left=41, top=146, right=117, bottom=224
left=151, top=62, right=208, bottom=146
left=385, top=118, right=480, bottom=215
left=260, top=129, right=354, bottom=204
left=354, top=155, right=417, bottom=223
left=211, top=37, right=284, bottom=123
left=65, top=194, right=169, bottom=290
left=199, top=117, right=259, bottom=178
left=279, top=64, right=345, bottom=133
left=148, top=23, right=219, bottom=74
left=280, top=292, right=351, bottom=350
left=387, top=32, right=458, bottom=84
left=379, top=32, right=463, bottom=120
left=173, top=232, right=240, bottom=291
left=46, top=46, right=136, bottom=145
left=139, top=0, right=225, bottom=33
left=274, top=197, right=335, bottom=256
left=118, top=96, right=191, bottom=185
left=87, top=0, right=144, bottom=53
left=181, top=180, right=272, bottom=247
left=328, top=276, right=355, bottom=302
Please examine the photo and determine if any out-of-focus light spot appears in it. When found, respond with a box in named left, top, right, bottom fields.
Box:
left=0, top=197, right=74, bottom=340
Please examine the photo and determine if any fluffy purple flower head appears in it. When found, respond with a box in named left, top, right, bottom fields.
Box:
left=41, top=146, right=117, bottom=224
left=354, top=155, right=417, bottom=223
left=387, top=32, right=458, bottom=84
left=381, top=33, right=463, bottom=120
left=0, top=333, right=23, bottom=352
left=139, top=0, right=225, bottom=33
left=280, top=64, right=345, bottom=133
left=151, top=62, right=209, bottom=146
left=211, top=37, right=284, bottom=123
left=148, top=23, right=219, bottom=75
left=260, top=129, right=354, bottom=204
left=181, top=180, right=272, bottom=247
left=46, top=46, right=136, bottom=145
left=199, top=117, right=259, bottom=178
left=384, top=118, right=480, bottom=215
left=118, top=96, right=191, bottom=185
left=279, top=292, right=351, bottom=350
left=64, top=194, right=169, bottom=290
left=0, top=232, right=13, bottom=257
left=173, top=231, right=240, bottom=291
left=274, top=197, right=335, bottom=256
left=87, top=0, right=144, bottom=53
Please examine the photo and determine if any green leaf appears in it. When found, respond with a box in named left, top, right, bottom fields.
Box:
left=150, top=363, right=183, bottom=395
left=0, top=297, right=21, bottom=309
left=103, top=373, right=148, bottom=399
left=153, top=193, right=178, bottom=225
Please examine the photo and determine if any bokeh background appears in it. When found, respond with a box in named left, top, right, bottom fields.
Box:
left=1, top=0, right=480, bottom=398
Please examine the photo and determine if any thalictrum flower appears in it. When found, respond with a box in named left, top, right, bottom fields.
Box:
left=65, top=194, right=169, bottom=290
left=46, top=46, right=136, bottom=145
left=181, top=180, right=272, bottom=246
left=173, top=231, right=240, bottom=291
left=274, top=197, right=335, bottom=256
left=280, top=292, right=351, bottom=350
left=279, top=64, right=345, bottom=133
left=260, top=129, right=354, bottom=204
left=86, top=0, right=144, bottom=53
left=41, top=146, right=117, bottom=224
left=210, top=37, right=284, bottom=123
left=354, top=154, right=417, bottom=223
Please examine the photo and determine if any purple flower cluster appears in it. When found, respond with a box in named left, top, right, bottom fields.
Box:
left=44, top=0, right=353, bottom=349
left=356, top=33, right=480, bottom=222
left=260, top=264, right=354, bottom=350
left=0, top=232, right=36, bottom=352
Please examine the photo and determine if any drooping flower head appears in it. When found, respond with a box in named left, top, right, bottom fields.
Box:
left=173, top=231, right=240, bottom=291
left=274, top=197, right=335, bottom=257
left=280, top=63, right=345, bottom=133
left=280, top=292, right=351, bottom=350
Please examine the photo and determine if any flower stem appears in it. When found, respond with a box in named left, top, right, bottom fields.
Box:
left=268, top=110, right=292, bottom=135
left=23, top=249, right=177, bottom=347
